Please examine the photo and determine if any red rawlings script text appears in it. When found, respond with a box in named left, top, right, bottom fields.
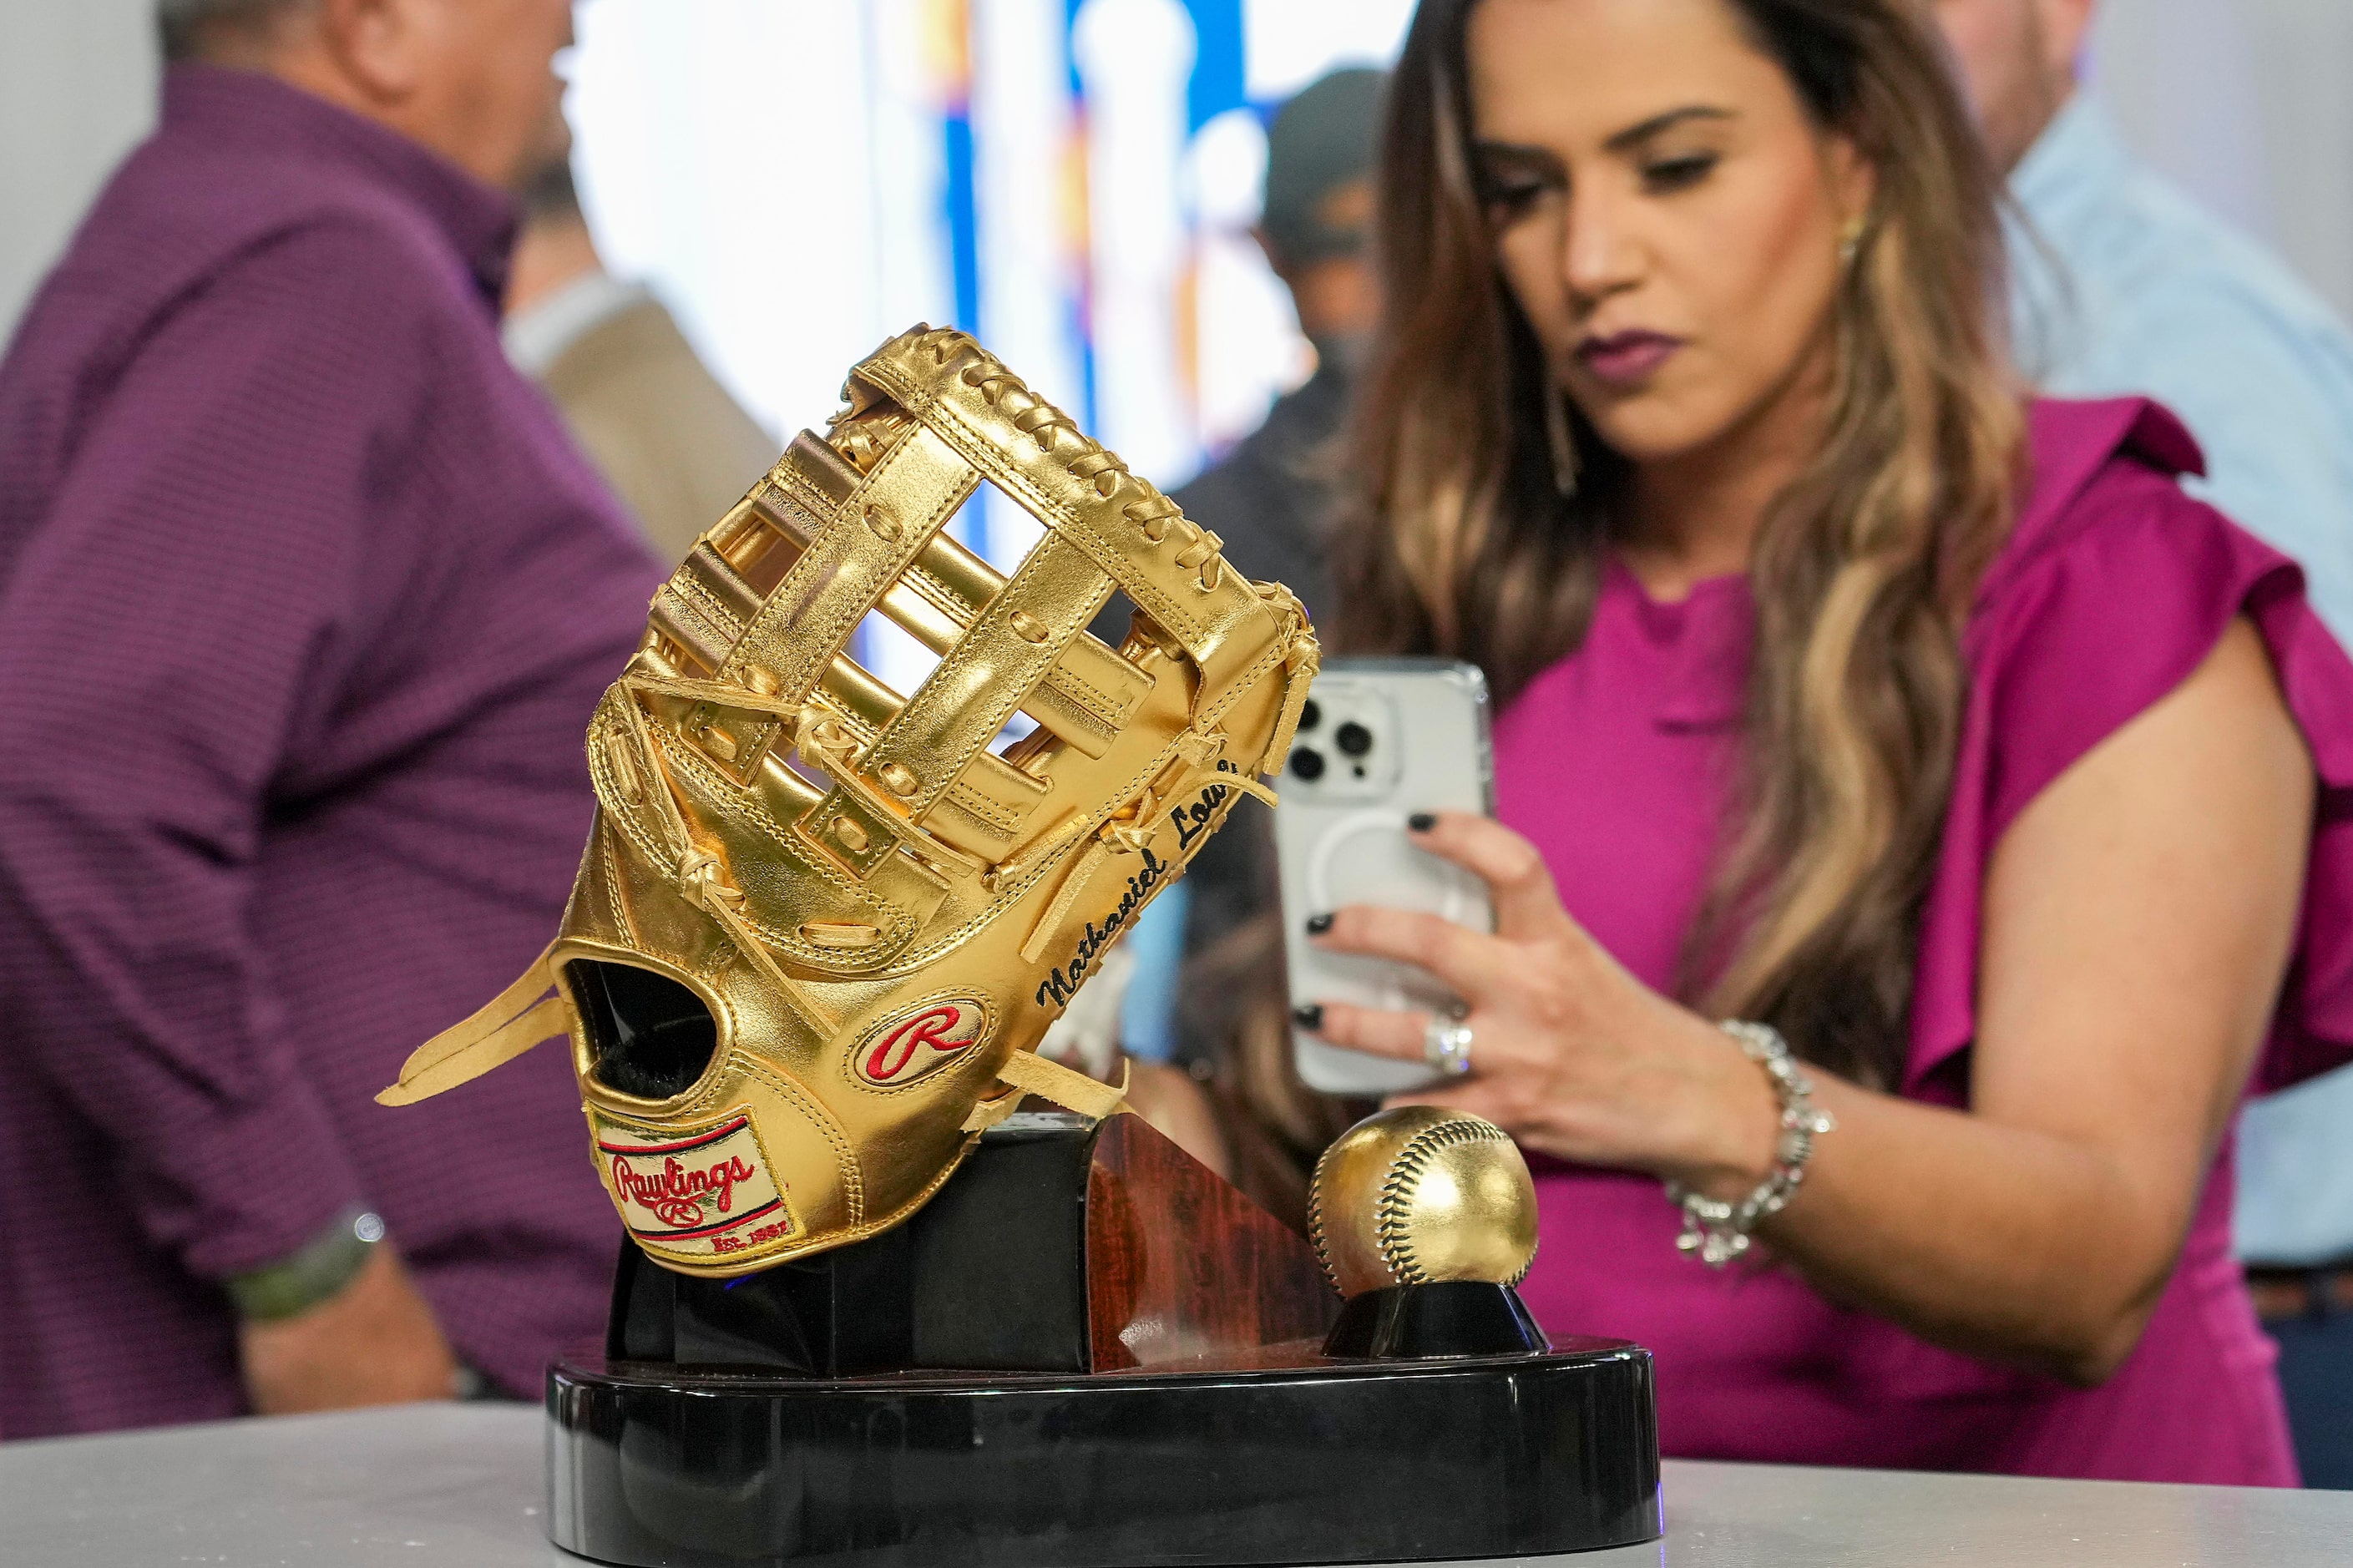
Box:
left=610, top=1152, right=757, bottom=1230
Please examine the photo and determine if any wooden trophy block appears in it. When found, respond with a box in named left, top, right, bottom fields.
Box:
left=1087, top=1110, right=1340, bottom=1367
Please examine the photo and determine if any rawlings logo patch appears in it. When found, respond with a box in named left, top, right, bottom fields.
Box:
left=592, top=1107, right=798, bottom=1258
left=853, top=996, right=990, bottom=1088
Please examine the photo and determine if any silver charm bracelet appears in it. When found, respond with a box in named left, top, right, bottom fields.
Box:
left=1667, top=1020, right=1836, bottom=1267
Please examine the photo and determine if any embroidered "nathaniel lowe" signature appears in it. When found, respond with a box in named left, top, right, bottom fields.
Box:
left=1036, top=847, right=1171, bottom=1009
left=1171, top=760, right=1242, bottom=854
left=1034, top=764, right=1246, bottom=1009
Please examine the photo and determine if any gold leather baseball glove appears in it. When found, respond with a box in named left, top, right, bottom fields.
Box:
left=380, top=326, right=1318, bottom=1279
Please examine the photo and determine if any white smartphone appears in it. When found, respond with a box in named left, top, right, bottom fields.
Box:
left=1274, top=658, right=1496, bottom=1096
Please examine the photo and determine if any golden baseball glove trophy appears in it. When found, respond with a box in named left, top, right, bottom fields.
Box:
left=382, top=324, right=1316, bottom=1276
left=383, top=326, right=1657, bottom=1568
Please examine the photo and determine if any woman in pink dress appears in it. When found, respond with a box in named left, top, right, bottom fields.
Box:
left=1292, top=0, right=2353, bottom=1484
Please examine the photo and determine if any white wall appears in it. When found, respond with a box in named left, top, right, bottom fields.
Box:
left=0, top=0, right=156, bottom=338
left=2092, top=0, right=2353, bottom=321
left=565, top=0, right=923, bottom=443
left=2236, top=0, right=2353, bottom=322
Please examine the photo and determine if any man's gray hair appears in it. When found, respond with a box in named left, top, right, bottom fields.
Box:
left=156, top=0, right=314, bottom=63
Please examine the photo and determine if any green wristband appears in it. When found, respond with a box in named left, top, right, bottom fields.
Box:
left=226, top=1206, right=385, bottom=1322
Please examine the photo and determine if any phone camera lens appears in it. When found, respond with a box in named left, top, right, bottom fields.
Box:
left=1299, top=699, right=1322, bottom=731
left=1290, top=748, right=1327, bottom=781
left=1334, top=721, right=1374, bottom=758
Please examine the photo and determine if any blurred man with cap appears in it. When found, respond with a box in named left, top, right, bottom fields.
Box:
left=504, top=154, right=777, bottom=565
left=1938, top=0, right=2353, bottom=1487
left=0, top=0, right=657, bottom=1435
left=1172, top=66, right=1384, bottom=628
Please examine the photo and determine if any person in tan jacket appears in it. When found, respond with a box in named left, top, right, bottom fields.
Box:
left=504, top=157, right=777, bottom=564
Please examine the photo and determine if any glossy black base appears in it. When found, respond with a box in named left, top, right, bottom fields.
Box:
left=1323, top=1281, right=1551, bottom=1359
left=546, top=1343, right=1662, bottom=1567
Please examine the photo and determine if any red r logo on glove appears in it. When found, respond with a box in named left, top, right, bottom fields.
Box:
left=855, top=997, right=989, bottom=1087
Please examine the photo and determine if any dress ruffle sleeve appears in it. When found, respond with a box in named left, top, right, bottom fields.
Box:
left=1907, top=398, right=2353, bottom=1096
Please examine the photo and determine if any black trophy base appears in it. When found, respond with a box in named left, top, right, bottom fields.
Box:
left=547, top=1340, right=1661, bottom=1568
left=1323, top=1281, right=1551, bottom=1360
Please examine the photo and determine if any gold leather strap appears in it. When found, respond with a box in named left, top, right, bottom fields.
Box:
left=605, top=690, right=839, bottom=1031
left=994, top=1050, right=1131, bottom=1120
left=1018, top=828, right=1133, bottom=965
left=377, top=946, right=564, bottom=1105
left=750, top=451, right=1150, bottom=758
left=956, top=1053, right=1133, bottom=1133
left=1017, top=745, right=1276, bottom=964
left=855, top=333, right=1257, bottom=658
left=854, top=530, right=1114, bottom=822
left=960, top=1089, right=1030, bottom=1134
left=721, top=423, right=977, bottom=707
left=855, top=331, right=1298, bottom=745
left=1255, top=588, right=1323, bottom=776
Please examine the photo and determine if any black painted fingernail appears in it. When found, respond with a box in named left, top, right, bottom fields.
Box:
left=1304, top=913, right=1334, bottom=936
left=1408, top=812, right=1438, bottom=832
left=1293, top=1004, right=1324, bottom=1030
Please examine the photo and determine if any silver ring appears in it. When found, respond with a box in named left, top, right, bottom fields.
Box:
left=1424, top=1018, right=1475, bottom=1076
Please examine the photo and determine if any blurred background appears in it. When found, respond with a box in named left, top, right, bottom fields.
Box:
left=3, top=0, right=1420, bottom=592
left=9, top=0, right=2353, bottom=530
left=3, top=0, right=2351, bottom=1480
left=6, top=0, right=2353, bottom=1064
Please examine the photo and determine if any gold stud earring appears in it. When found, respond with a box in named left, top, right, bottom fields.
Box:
left=1839, top=215, right=1868, bottom=270
left=1543, top=377, right=1581, bottom=499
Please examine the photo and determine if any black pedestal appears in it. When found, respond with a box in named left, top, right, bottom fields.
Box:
left=550, top=1113, right=1662, bottom=1566
left=1323, top=1280, right=1551, bottom=1359
left=546, top=1342, right=1661, bottom=1567
left=605, top=1114, right=1120, bottom=1377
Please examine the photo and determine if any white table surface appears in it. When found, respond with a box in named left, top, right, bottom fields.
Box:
left=3, top=1401, right=2349, bottom=1566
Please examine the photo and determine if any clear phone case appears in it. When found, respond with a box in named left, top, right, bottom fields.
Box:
left=1273, top=658, right=1496, bottom=1095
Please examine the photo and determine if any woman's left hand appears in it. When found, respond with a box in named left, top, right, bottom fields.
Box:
left=1301, top=812, right=1779, bottom=1192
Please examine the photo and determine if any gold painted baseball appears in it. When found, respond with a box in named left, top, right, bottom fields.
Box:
left=1308, top=1106, right=1539, bottom=1300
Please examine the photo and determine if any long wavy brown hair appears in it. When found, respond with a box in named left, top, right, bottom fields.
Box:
left=1333, top=0, right=2024, bottom=1088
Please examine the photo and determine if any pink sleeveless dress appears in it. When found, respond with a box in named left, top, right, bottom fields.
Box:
left=1495, top=399, right=2353, bottom=1485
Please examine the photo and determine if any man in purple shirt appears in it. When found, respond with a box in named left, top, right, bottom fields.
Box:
left=0, top=0, right=666, bottom=1436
